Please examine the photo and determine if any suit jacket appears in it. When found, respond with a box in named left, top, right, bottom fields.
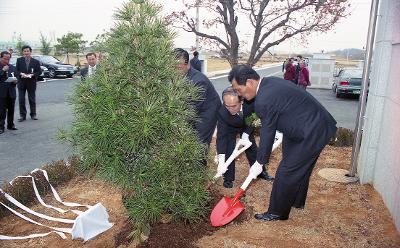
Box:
left=80, top=65, right=98, bottom=81
left=16, top=56, right=41, bottom=83
left=0, top=64, right=17, bottom=98
left=255, top=76, right=337, bottom=164
left=186, top=67, right=221, bottom=141
left=190, top=57, right=202, bottom=72
left=216, top=99, right=255, bottom=154
left=80, top=67, right=88, bottom=81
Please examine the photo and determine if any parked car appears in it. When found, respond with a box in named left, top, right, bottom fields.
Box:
left=332, top=68, right=363, bottom=98
left=9, top=56, right=49, bottom=81
left=32, top=55, right=76, bottom=78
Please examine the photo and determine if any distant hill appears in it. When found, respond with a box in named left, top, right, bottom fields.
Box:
left=330, top=48, right=365, bottom=60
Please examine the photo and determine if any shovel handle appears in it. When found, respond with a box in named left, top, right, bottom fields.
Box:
left=213, top=142, right=251, bottom=179
left=240, top=174, right=254, bottom=192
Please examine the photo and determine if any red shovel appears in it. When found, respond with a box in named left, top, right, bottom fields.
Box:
left=210, top=131, right=284, bottom=227
left=210, top=174, right=254, bottom=227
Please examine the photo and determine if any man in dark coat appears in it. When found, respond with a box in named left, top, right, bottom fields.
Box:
left=0, top=51, right=18, bottom=133
left=216, top=86, right=273, bottom=188
left=16, top=45, right=41, bottom=121
left=175, top=48, right=221, bottom=164
left=80, top=52, right=98, bottom=80
left=229, top=64, right=337, bottom=221
left=294, top=55, right=303, bottom=84
left=190, top=51, right=202, bottom=72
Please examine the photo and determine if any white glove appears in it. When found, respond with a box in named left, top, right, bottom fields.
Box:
left=249, top=161, right=263, bottom=179
left=241, top=132, right=250, bottom=141
left=216, top=154, right=226, bottom=176
left=237, top=133, right=252, bottom=148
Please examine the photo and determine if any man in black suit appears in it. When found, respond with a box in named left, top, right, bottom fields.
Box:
left=16, top=45, right=41, bottom=121
left=294, top=55, right=303, bottom=85
left=174, top=48, right=221, bottom=163
left=80, top=52, right=98, bottom=80
left=216, top=86, right=273, bottom=188
left=229, top=64, right=337, bottom=221
left=0, top=51, right=18, bottom=133
left=190, top=51, right=202, bottom=72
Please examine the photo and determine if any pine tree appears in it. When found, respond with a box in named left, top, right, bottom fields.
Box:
left=63, top=0, right=210, bottom=236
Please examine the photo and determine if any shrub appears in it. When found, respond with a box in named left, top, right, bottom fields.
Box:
left=61, top=0, right=210, bottom=237
left=329, top=127, right=355, bottom=147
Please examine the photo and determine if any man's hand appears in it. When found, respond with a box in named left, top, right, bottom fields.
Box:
left=216, top=154, right=226, bottom=176
left=249, top=161, right=263, bottom=179
left=2, top=65, right=9, bottom=72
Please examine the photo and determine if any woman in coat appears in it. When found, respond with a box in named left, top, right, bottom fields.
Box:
left=297, top=60, right=310, bottom=90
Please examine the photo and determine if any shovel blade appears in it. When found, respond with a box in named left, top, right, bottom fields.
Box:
left=210, top=196, right=245, bottom=227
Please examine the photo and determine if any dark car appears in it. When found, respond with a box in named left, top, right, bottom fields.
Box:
left=332, top=68, right=363, bottom=98
left=32, top=55, right=76, bottom=78
left=9, top=56, right=49, bottom=81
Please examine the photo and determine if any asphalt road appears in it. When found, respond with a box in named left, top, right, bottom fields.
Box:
left=0, top=67, right=359, bottom=183
left=0, top=78, right=75, bottom=184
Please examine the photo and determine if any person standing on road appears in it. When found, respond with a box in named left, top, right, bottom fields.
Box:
left=0, top=51, right=18, bottom=134
left=283, top=58, right=296, bottom=83
left=229, top=64, right=337, bottom=221
left=80, top=52, right=98, bottom=80
left=190, top=51, right=202, bottom=72
left=216, top=86, right=274, bottom=188
left=294, top=55, right=303, bottom=85
left=297, top=60, right=311, bottom=90
left=16, top=45, right=41, bottom=122
left=174, top=48, right=221, bottom=165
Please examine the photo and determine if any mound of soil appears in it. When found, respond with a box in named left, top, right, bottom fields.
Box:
left=1, top=144, right=399, bottom=247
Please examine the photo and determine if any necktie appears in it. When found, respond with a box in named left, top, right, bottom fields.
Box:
left=25, top=58, right=30, bottom=71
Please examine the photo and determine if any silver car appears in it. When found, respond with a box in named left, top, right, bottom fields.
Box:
left=332, top=68, right=363, bottom=98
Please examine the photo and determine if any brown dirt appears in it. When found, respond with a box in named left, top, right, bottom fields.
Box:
left=1, top=144, right=400, bottom=248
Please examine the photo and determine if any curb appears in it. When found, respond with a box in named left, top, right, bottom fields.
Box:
left=207, top=63, right=281, bottom=79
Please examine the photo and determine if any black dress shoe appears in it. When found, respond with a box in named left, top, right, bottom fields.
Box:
left=257, top=171, right=274, bottom=181
left=7, top=126, right=18, bottom=130
left=0, top=128, right=4, bottom=134
left=18, top=117, right=26, bottom=122
left=31, top=115, right=38, bottom=120
left=254, top=212, right=288, bottom=221
left=223, top=180, right=233, bottom=188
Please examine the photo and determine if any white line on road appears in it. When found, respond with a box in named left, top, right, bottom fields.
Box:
left=209, top=63, right=281, bottom=80
left=39, top=77, right=77, bottom=83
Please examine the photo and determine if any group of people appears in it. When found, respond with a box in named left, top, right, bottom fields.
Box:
left=283, top=55, right=311, bottom=90
left=0, top=46, right=100, bottom=135
left=0, top=45, right=42, bottom=134
left=2, top=46, right=337, bottom=222
left=175, top=49, right=336, bottom=222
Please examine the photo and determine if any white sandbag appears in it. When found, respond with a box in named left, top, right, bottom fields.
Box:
left=71, top=203, right=113, bottom=241
left=0, top=168, right=113, bottom=242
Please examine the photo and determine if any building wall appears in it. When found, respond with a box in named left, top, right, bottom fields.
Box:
left=308, top=58, right=335, bottom=89
left=358, top=0, right=400, bottom=232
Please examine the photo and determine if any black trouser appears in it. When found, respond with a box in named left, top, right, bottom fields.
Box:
left=266, top=137, right=322, bottom=218
left=223, top=132, right=262, bottom=182
left=18, top=81, right=36, bottom=118
left=0, top=95, right=16, bottom=129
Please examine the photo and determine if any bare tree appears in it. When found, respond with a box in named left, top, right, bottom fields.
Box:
left=168, top=0, right=349, bottom=67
